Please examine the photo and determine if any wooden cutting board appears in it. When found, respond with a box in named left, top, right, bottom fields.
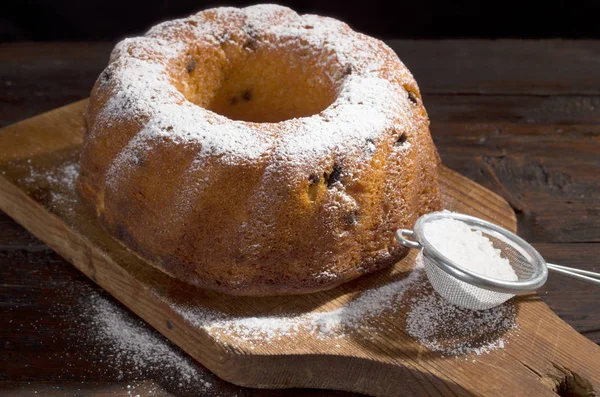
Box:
left=1, top=100, right=598, bottom=397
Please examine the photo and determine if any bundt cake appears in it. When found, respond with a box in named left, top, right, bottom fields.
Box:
left=77, top=4, right=442, bottom=295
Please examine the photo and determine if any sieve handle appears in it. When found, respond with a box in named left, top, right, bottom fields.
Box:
left=395, top=229, right=423, bottom=250
left=547, top=263, right=600, bottom=286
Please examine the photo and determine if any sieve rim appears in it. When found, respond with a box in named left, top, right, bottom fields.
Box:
left=413, top=212, right=548, bottom=294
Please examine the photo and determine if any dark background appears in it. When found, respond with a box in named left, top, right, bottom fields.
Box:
left=2, top=0, right=600, bottom=42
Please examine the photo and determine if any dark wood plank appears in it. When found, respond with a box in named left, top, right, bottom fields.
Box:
left=425, top=94, right=600, bottom=125
left=0, top=42, right=112, bottom=126
left=432, top=122, right=600, bottom=244
left=390, top=39, right=600, bottom=95
left=0, top=212, right=45, bottom=249
left=0, top=381, right=172, bottom=397
left=536, top=243, right=600, bottom=344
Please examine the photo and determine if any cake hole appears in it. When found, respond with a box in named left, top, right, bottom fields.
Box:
left=186, top=57, right=197, bottom=73
left=344, top=211, right=359, bottom=226
left=243, top=38, right=258, bottom=51
left=407, top=89, right=419, bottom=105
left=309, top=173, right=320, bottom=185
left=325, top=164, right=343, bottom=188
left=122, top=98, right=133, bottom=110
left=344, top=64, right=353, bottom=76
left=184, top=42, right=339, bottom=123
left=225, top=89, right=253, bottom=105
left=241, top=89, right=252, bottom=102
left=133, top=154, right=145, bottom=167
left=395, top=133, right=408, bottom=146
left=100, top=68, right=113, bottom=85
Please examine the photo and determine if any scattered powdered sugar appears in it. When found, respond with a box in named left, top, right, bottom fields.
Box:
left=49, top=162, right=79, bottom=207
left=14, top=256, right=235, bottom=395
left=423, top=217, right=518, bottom=281
left=22, top=159, right=80, bottom=213
left=175, top=256, right=425, bottom=345
left=406, top=290, right=517, bottom=356
left=312, top=258, right=424, bottom=335
left=82, top=290, right=218, bottom=394
left=314, top=269, right=338, bottom=280
left=52, top=162, right=79, bottom=190
left=172, top=253, right=515, bottom=357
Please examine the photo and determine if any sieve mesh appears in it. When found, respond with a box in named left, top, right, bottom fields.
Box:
left=423, top=255, right=514, bottom=310
left=399, top=211, right=548, bottom=310
left=422, top=229, right=539, bottom=310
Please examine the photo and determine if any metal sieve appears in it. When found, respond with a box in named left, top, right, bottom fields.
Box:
left=396, top=211, right=600, bottom=310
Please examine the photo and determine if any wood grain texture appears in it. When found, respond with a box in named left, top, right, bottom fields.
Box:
left=0, top=381, right=172, bottom=397
left=0, top=101, right=599, bottom=397
left=432, top=122, right=600, bottom=244
left=389, top=40, right=600, bottom=95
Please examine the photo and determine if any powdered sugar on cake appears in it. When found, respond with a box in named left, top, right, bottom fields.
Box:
left=95, top=4, right=417, bottom=189
left=280, top=75, right=409, bottom=166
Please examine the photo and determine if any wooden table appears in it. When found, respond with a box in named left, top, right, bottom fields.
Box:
left=1, top=40, right=599, bottom=396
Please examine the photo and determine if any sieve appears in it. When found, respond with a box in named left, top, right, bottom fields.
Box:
left=396, top=211, right=600, bottom=310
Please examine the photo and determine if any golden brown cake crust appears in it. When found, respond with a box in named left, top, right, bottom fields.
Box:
left=77, top=4, right=442, bottom=296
